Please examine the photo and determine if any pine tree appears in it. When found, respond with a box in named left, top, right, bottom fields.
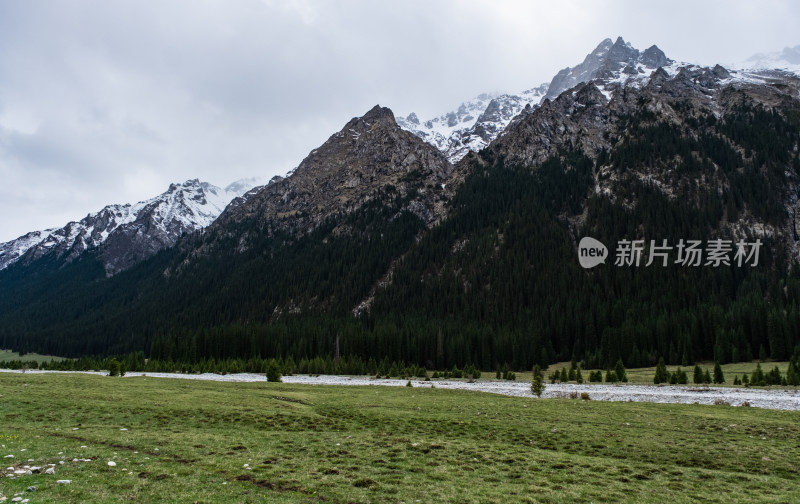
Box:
left=614, top=358, right=628, bottom=383
left=653, top=357, right=669, bottom=384
left=713, top=362, right=725, bottom=384
left=266, top=359, right=282, bottom=383
left=787, top=361, right=800, bottom=386
left=531, top=375, right=545, bottom=398
left=693, top=364, right=704, bottom=384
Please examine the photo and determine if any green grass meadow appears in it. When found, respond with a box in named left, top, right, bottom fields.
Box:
left=1, top=372, right=799, bottom=503
left=0, top=349, right=70, bottom=364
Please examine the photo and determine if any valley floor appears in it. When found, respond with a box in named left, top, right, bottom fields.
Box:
left=0, top=372, right=798, bottom=503
left=2, top=368, right=799, bottom=410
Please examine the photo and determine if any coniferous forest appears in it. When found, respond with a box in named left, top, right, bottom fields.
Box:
left=1, top=98, right=800, bottom=372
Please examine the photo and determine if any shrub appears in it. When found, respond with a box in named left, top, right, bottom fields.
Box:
left=108, top=358, right=120, bottom=377
left=580, top=392, right=591, bottom=401
left=713, top=399, right=731, bottom=406
left=741, top=401, right=751, bottom=407
left=605, top=370, right=618, bottom=383
left=406, top=380, right=412, bottom=388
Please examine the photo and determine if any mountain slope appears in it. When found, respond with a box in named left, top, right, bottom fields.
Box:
left=0, top=179, right=256, bottom=275
left=210, top=105, right=455, bottom=239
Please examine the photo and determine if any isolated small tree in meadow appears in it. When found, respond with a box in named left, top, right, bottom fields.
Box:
left=653, top=357, right=669, bottom=384
left=533, top=364, right=543, bottom=380
left=119, top=361, right=127, bottom=377
left=742, top=373, right=750, bottom=386
left=787, top=361, right=800, bottom=386
left=713, top=362, right=725, bottom=384
left=265, top=359, right=282, bottom=383
left=703, top=369, right=712, bottom=384
left=614, top=358, right=628, bottom=383
left=751, top=363, right=765, bottom=386
left=108, top=358, right=120, bottom=377
left=531, top=375, right=545, bottom=398
left=693, top=364, right=704, bottom=384
left=576, top=368, right=584, bottom=384
left=560, top=368, right=568, bottom=382
left=605, top=369, right=618, bottom=383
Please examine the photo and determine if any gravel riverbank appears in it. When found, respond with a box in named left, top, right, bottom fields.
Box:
left=3, top=369, right=799, bottom=410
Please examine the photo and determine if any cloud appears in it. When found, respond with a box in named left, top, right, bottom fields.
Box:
left=0, top=0, right=798, bottom=241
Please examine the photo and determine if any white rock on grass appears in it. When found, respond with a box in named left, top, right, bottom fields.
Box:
left=107, top=461, right=116, bottom=467
left=56, top=480, right=71, bottom=484
left=45, top=468, right=55, bottom=475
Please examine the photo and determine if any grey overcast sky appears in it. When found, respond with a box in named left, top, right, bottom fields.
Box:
left=0, top=0, right=798, bottom=242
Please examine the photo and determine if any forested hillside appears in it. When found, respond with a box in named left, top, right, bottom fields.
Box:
left=2, top=78, right=800, bottom=372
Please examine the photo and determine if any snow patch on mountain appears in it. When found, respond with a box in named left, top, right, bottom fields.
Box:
left=397, top=85, right=548, bottom=163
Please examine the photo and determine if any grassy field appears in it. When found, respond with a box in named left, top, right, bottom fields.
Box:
left=0, top=349, right=70, bottom=364
left=1, top=373, right=799, bottom=503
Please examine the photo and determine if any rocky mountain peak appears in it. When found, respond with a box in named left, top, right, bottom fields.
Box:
left=357, top=104, right=396, bottom=124
left=545, top=37, right=674, bottom=100
left=211, top=105, right=456, bottom=241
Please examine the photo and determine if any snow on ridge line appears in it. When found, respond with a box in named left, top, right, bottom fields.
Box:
left=0, top=178, right=258, bottom=271
left=1, top=369, right=797, bottom=411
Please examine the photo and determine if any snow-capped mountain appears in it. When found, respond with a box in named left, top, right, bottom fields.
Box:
left=736, top=45, right=800, bottom=75
left=544, top=37, right=672, bottom=101
left=397, top=37, right=673, bottom=162
left=0, top=178, right=258, bottom=275
left=397, top=85, right=548, bottom=163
